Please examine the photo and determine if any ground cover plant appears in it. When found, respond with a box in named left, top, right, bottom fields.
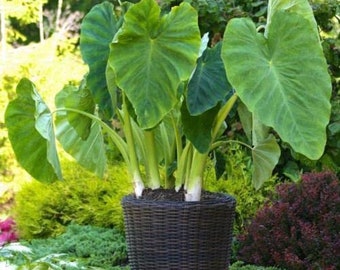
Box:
left=24, top=224, right=128, bottom=269
left=0, top=224, right=128, bottom=270
left=237, top=171, right=340, bottom=269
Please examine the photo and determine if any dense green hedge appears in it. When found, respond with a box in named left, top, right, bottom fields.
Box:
left=12, top=160, right=132, bottom=239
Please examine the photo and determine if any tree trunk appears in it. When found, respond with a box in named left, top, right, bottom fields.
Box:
left=55, top=0, right=62, bottom=32
left=0, top=0, right=7, bottom=66
left=39, top=2, right=44, bottom=42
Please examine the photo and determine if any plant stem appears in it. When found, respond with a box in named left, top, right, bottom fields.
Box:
left=144, top=130, right=161, bottom=189
left=159, top=122, right=174, bottom=188
left=185, top=149, right=208, bottom=201
left=121, top=95, right=145, bottom=197
left=185, top=94, right=238, bottom=201
left=176, top=142, right=193, bottom=191
left=170, top=111, right=183, bottom=163
left=212, top=93, right=238, bottom=140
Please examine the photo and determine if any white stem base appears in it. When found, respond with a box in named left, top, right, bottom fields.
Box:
left=134, top=173, right=145, bottom=198
left=185, top=179, right=202, bottom=201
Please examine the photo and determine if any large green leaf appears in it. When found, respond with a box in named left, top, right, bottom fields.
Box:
left=80, top=1, right=122, bottom=119
left=187, top=42, right=233, bottom=115
left=252, top=135, right=281, bottom=189
left=181, top=102, right=220, bottom=153
left=109, top=0, right=201, bottom=129
left=55, top=85, right=107, bottom=178
left=266, top=0, right=318, bottom=37
left=222, top=11, right=332, bottom=160
left=64, top=78, right=96, bottom=140
left=5, top=78, right=62, bottom=182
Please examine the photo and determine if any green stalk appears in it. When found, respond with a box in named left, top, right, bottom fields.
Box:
left=144, top=129, right=161, bottom=189
left=176, top=142, right=193, bottom=191
left=159, top=122, right=174, bottom=188
left=185, top=94, right=238, bottom=201
left=121, top=95, right=145, bottom=197
left=212, top=93, right=238, bottom=140
left=170, top=111, right=183, bottom=163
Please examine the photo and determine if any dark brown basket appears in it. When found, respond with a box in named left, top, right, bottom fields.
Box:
left=122, top=191, right=236, bottom=270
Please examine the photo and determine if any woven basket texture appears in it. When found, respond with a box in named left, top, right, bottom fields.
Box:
left=122, top=192, right=236, bottom=270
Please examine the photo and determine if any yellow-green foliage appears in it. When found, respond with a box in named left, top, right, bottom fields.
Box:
left=204, top=144, right=278, bottom=234
left=12, top=159, right=133, bottom=240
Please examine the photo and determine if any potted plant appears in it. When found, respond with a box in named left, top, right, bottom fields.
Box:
left=5, top=0, right=331, bottom=268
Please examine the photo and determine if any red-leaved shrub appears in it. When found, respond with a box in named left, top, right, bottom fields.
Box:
left=237, top=171, right=340, bottom=270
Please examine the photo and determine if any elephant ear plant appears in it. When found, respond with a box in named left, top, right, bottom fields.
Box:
left=5, top=0, right=331, bottom=201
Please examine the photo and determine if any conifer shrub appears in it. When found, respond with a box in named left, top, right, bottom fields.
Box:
left=237, top=171, right=340, bottom=269
left=25, top=223, right=128, bottom=269
left=12, top=161, right=132, bottom=239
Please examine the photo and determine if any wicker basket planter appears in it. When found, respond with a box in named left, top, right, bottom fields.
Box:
left=122, top=191, right=236, bottom=270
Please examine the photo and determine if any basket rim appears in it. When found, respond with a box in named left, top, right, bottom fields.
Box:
left=122, top=191, right=236, bottom=208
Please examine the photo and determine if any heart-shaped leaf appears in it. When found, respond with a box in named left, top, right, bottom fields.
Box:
left=187, top=42, right=233, bottom=115
left=80, top=2, right=122, bottom=119
left=252, top=135, right=281, bottom=189
left=109, top=0, right=201, bottom=129
left=55, top=85, right=107, bottom=178
left=5, top=78, right=62, bottom=182
left=222, top=11, right=332, bottom=160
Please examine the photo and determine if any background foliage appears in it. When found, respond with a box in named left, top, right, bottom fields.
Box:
left=204, top=144, right=278, bottom=234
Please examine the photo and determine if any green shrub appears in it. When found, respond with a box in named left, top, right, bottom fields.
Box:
left=12, top=160, right=132, bottom=239
left=230, top=261, right=284, bottom=270
left=204, top=144, right=278, bottom=234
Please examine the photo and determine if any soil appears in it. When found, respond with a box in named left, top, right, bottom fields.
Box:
left=138, top=188, right=222, bottom=202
